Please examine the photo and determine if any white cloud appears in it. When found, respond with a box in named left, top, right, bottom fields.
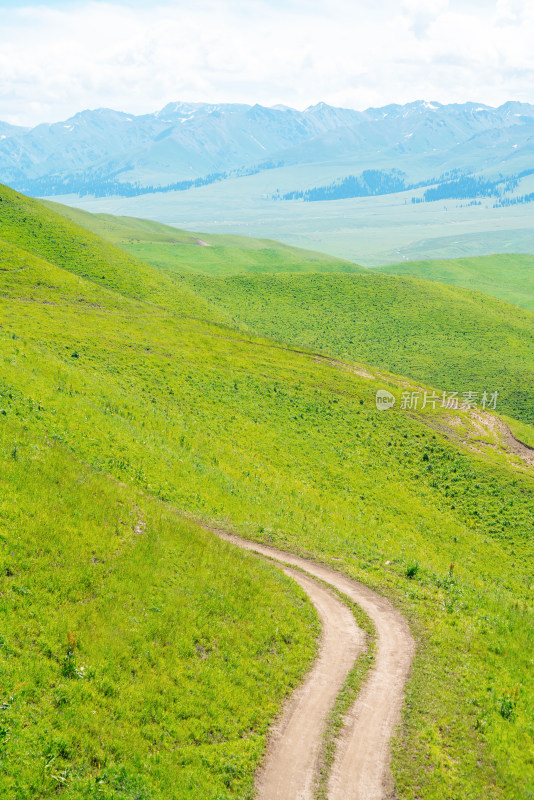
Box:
left=495, top=0, right=526, bottom=24
left=0, top=0, right=533, bottom=126
left=401, top=0, right=449, bottom=39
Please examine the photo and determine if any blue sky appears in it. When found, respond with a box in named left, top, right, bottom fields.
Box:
left=0, top=0, right=532, bottom=126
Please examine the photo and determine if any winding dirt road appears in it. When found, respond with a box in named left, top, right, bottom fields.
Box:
left=257, top=567, right=364, bottom=799
left=214, top=531, right=415, bottom=800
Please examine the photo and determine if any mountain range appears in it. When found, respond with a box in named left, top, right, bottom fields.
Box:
left=2, top=100, right=534, bottom=198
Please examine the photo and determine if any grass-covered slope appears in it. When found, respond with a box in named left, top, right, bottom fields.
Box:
left=1, top=188, right=533, bottom=799
left=0, top=195, right=319, bottom=798
left=0, top=185, right=229, bottom=321
left=42, top=200, right=364, bottom=275
left=0, top=433, right=317, bottom=799
left=44, top=199, right=533, bottom=425
left=376, top=253, right=534, bottom=312
left=182, top=272, right=534, bottom=425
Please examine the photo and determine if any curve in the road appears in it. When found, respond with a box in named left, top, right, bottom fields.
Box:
left=214, top=531, right=415, bottom=800
left=257, top=566, right=364, bottom=799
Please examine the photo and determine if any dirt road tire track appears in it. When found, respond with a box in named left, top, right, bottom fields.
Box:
left=213, top=531, right=415, bottom=800
left=256, top=567, right=365, bottom=799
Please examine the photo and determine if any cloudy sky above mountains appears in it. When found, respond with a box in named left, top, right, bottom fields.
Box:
left=1, top=0, right=533, bottom=126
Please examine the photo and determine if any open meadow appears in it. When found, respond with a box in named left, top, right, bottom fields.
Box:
left=0, top=184, right=533, bottom=798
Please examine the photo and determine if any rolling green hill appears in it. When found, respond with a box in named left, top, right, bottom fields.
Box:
left=181, top=272, right=534, bottom=425
left=0, top=186, right=319, bottom=799
left=43, top=198, right=534, bottom=426
left=42, top=200, right=364, bottom=276
left=376, top=253, right=534, bottom=312
left=0, top=186, right=234, bottom=323
left=1, top=186, right=533, bottom=799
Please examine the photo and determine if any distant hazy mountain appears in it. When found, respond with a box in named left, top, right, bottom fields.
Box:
left=0, top=102, right=362, bottom=190
left=0, top=121, right=28, bottom=140
left=1, top=100, right=533, bottom=197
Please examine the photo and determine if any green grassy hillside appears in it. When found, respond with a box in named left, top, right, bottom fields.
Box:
left=44, top=198, right=534, bottom=426
left=376, top=253, right=534, bottom=312
left=182, top=272, right=534, bottom=425
left=0, top=193, right=319, bottom=799
left=1, top=187, right=533, bottom=799
left=0, top=428, right=317, bottom=800
left=42, top=200, right=364, bottom=275
left=0, top=186, right=238, bottom=325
